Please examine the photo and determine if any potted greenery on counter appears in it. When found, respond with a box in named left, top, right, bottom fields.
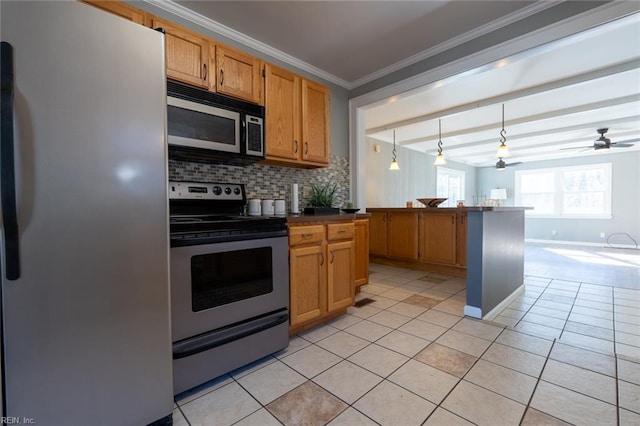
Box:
left=304, top=182, right=340, bottom=215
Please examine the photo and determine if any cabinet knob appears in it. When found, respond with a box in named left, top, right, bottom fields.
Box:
left=203, top=63, right=207, bottom=81
left=294, top=140, right=298, bottom=154
left=301, top=233, right=312, bottom=238
left=320, top=253, right=324, bottom=266
left=330, top=250, right=334, bottom=264
left=304, top=141, right=309, bottom=155
left=220, top=69, right=224, bottom=86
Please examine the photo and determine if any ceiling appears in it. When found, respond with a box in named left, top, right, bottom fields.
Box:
left=175, top=0, right=543, bottom=87
left=169, top=1, right=640, bottom=167
left=364, top=12, right=640, bottom=167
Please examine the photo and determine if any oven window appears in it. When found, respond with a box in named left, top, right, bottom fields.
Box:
left=168, top=105, right=236, bottom=146
left=191, top=247, right=273, bottom=312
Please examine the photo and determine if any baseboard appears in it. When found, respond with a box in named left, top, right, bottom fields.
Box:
left=525, top=239, right=639, bottom=250
left=484, top=284, right=525, bottom=321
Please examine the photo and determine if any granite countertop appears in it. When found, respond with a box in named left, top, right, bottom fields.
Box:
left=286, top=213, right=356, bottom=223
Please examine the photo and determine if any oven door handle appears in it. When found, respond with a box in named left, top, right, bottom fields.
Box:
left=172, top=309, right=289, bottom=360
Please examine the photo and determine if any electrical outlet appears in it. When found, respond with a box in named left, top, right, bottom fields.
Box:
left=600, top=232, right=605, bottom=238
left=551, top=230, right=557, bottom=236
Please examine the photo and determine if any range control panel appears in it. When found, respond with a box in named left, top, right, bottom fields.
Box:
left=169, top=181, right=244, bottom=201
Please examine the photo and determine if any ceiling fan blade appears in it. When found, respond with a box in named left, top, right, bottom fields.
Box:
left=611, top=143, right=635, bottom=148
left=560, top=145, right=593, bottom=150
left=507, top=162, right=523, bottom=167
left=614, top=137, right=640, bottom=144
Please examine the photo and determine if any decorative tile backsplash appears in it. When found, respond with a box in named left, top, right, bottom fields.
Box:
left=169, top=155, right=351, bottom=212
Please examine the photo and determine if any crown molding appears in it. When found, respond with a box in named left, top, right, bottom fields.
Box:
left=142, top=0, right=351, bottom=88
left=143, top=0, right=557, bottom=91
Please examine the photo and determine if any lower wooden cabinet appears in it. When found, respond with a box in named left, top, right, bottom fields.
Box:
left=289, top=243, right=325, bottom=325
left=369, top=212, right=388, bottom=256
left=368, top=208, right=467, bottom=269
left=388, top=211, right=419, bottom=260
left=420, top=211, right=457, bottom=265
left=354, top=218, right=369, bottom=288
left=289, top=221, right=354, bottom=332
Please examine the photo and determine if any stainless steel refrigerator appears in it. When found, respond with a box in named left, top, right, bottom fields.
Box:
left=0, top=2, right=173, bottom=424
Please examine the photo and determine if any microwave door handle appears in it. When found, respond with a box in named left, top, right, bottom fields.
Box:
left=0, top=42, right=21, bottom=280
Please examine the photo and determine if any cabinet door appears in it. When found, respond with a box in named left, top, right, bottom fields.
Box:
left=369, top=212, right=388, bottom=256
left=421, top=212, right=457, bottom=265
left=216, top=44, right=263, bottom=104
left=301, top=79, right=330, bottom=165
left=456, top=213, right=467, bottom=266
left=152, top=18, right=209, bottom=88
left=354, top=219, right=370, bottom=287
left=265, top=64, right=301, bottom=161
left=327, top=240, right=354, bottom=312
left=388, top=212, right=419, bottom=260
left=289, top=244, right=326, bottom=327
left=81, top=0, right=148, bottom=25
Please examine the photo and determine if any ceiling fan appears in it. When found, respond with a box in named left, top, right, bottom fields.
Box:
left=561, top=128, right=640, bottom=151
left=495, top=158, right=522, bottom=171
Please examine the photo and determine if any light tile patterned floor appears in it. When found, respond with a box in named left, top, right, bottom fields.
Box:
left=174, top=252, right=640, bottom=425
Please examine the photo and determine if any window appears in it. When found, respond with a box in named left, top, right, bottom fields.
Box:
left=515, top=163, right=612, bottom=218
left=437, top=167, right=465, bottom=208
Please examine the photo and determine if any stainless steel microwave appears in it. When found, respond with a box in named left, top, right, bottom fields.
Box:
left=166, top=81, right=265, bottom=166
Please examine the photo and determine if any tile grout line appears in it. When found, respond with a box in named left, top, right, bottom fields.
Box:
left=611, top=284, right=620, bottom=426
left=511, top=278, right=554, bottom=330
left=517, top=337, right=558, bottom=425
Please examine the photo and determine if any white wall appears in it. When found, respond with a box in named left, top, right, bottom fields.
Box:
left=477, top=151, right=640, bottom=245
left=365, top=138, right=476, bottom=208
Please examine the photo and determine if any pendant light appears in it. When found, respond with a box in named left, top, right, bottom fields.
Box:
left=389, top=130, right=400, bottom=170
left=434, top=119, right=446, bottom=165
left=496, top=104, right=510, bottom=158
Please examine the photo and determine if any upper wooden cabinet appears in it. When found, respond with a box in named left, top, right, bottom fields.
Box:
left=214, top=44, right=263, bottom=104
left=81, top=0, right=148, bottom=25
left=264, top=63, right=330, bottom=168
left=152, top=17, right=210, bottom=89
left=264, top=64, right=300, bottom=160
left=301, top=79, right=330, bottom=164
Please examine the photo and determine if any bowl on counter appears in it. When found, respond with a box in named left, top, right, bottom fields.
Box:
left=416, top=198, right=447, bottom=207
left=341, top=208, right=360, bottom=214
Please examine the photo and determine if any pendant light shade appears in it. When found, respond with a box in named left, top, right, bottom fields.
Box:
left=389, top=130, right=400, bottom=170
left=434, top=119, right=446, bottom=165
left=496, top=104, right=510, bottom=158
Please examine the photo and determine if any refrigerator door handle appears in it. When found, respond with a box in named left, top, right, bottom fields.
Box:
left=0, top=41, right=21, bottom=280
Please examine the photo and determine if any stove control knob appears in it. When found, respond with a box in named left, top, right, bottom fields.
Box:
left=224, top=187, right=232, bottom=195
left=212, top=186, right=222, bottom=195
left=234, top=187, right=241, bottom=195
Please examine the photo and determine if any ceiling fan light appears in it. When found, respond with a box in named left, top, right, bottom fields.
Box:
left=434, top=153, right=446, bottom=165
left=389, top=159, right=400, bottom=170
left=496, top=143, right=510, bottom=158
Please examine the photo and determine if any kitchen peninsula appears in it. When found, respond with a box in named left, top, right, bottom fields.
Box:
left=367, top=206, right=531, bottom=319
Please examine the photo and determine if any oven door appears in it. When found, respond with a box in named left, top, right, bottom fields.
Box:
left=167, top=96, right=240, bottom=153
left=170, top=236, right=289, bottom=342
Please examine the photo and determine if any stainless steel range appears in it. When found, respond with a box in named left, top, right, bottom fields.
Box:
left=169, top=181, right=289, bottom=395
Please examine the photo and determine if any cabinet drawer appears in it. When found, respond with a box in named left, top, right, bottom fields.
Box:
left=327, top=223, right=354, bottom=241
left=289, top=225, right=325, bottom=246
